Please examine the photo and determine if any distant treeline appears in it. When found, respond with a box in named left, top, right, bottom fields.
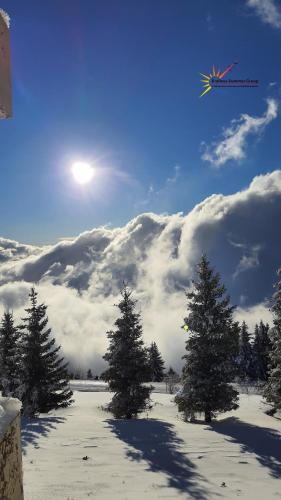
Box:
left=0, top=254, right=280, bottom=421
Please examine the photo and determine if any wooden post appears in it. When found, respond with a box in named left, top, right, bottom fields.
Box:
left=0, top=9, right=11, bottom=118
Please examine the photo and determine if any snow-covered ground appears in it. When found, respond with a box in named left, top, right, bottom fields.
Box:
left=68, top=380, right=181, bottom=394
left=0, top=397, right=21, bottom=437
left=22, top=383, right=281, bottom=499
left=69, top=379, right=109, bottom=392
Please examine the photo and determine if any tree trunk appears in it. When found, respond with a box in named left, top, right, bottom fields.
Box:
left=205, top=410, right=211, bottom=423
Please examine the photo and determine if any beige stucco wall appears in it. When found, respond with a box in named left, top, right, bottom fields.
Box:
left=0, top=413, right=24, bottom=500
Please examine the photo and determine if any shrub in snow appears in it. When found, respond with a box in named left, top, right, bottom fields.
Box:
left=102, top=285, right=152, bottom=419
left=175, top=255, right=239, bottom=423
left=164, top=367, right=181, bottom=394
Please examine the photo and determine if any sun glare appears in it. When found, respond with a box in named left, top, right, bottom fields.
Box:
left=71, top=162, right=94, bottom=184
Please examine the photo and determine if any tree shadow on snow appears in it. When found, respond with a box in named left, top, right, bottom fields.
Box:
left=21, top=416, right=66, bottom=455
left=107, top=418, right=212, bottom=499
left=211, top=417, right=281, bottom=478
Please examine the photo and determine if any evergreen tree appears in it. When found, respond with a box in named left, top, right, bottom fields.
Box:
left=238, top=321, right=255, bottom=380
left=140, top=346, right=152, bottom=383
left=20, top=288, right=73, bottom=416
left=264, top=268, right=281, bottom=414
left=175, top=255, right=239, bottom=423
left=232, top=321, right=241, bottom=377
left=167, top=366, right=177, bottom=377
left=253, top=321, right=271, bottom=381
left=147, top=342, right=165, bottom=382
left=0, top=312, right=21, bottom=397
left=102, top=285, right=152, bottom=419
left=87, top=368, right=93, bottom=379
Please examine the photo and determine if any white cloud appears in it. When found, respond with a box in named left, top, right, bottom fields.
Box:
left=136, top=166, right=181, bottom=208
left=234, top=302, right=273, bottom=332
left=202, top=99, right=278, bottom=167
left=1, top=171, right=281, bottom=372
left=206, top=13, right=214, bottom=31
left=247, top=0, right=281, bottom=29
left=166, top=165, right=181, bottom=185
left=0, top=281, right=118, bottom=374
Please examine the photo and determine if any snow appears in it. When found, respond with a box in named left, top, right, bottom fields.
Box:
left=0, top=9, right=10, bottom=28
left=69, top=379, right=109, bottom=392
left=22, top=383, right=281, bottom=499
left=0, top=397, right=21, bottom=438
left=68, top=379, right=179, bottom=394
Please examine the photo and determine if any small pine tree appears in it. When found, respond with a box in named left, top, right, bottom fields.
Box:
left=0, top=312, right=21, bottom=397
left=238, top=321, right=255, bottom=380
left=264, top=268, right=281, bottom=414
left=167, top=367, right=177, bottom=377
left=20, top=287, right=74, bottom=416
left=147, top=342, right=165, bottom=382
left=253, top=321, right=271, bottom=381
left=175, top=255, right=239, bottom=423
left=87, top=369, right=93, bottom=379
left=102, top=285, right=152, bottom=419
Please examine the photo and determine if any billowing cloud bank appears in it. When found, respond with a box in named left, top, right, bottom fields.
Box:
left=1, top=171, right=281, bottom=372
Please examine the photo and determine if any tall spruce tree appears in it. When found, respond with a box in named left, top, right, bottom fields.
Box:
left=264, top=268, right=281, bottom=414
left=0, top=311, right=21, bottom=397
left=102, top=285, right=152, bottom=419
left=20, top=288, right=73, bottom=416
left=238, top=321, right=255, bottom=380
left=253, top=321, right=271, bottom=381
left=175, top=255, right=239, bottom=423
left=147, top=342, right=165, bottom=382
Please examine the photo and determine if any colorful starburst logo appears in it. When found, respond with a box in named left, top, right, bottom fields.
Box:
left=200, top=61, right=238, bottom=97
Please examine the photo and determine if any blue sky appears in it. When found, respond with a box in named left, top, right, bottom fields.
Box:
left=1, top=0, right=281, bottom=244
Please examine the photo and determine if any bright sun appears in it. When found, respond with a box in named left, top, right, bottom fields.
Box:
left=71, top=162, right=94, bottom=184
